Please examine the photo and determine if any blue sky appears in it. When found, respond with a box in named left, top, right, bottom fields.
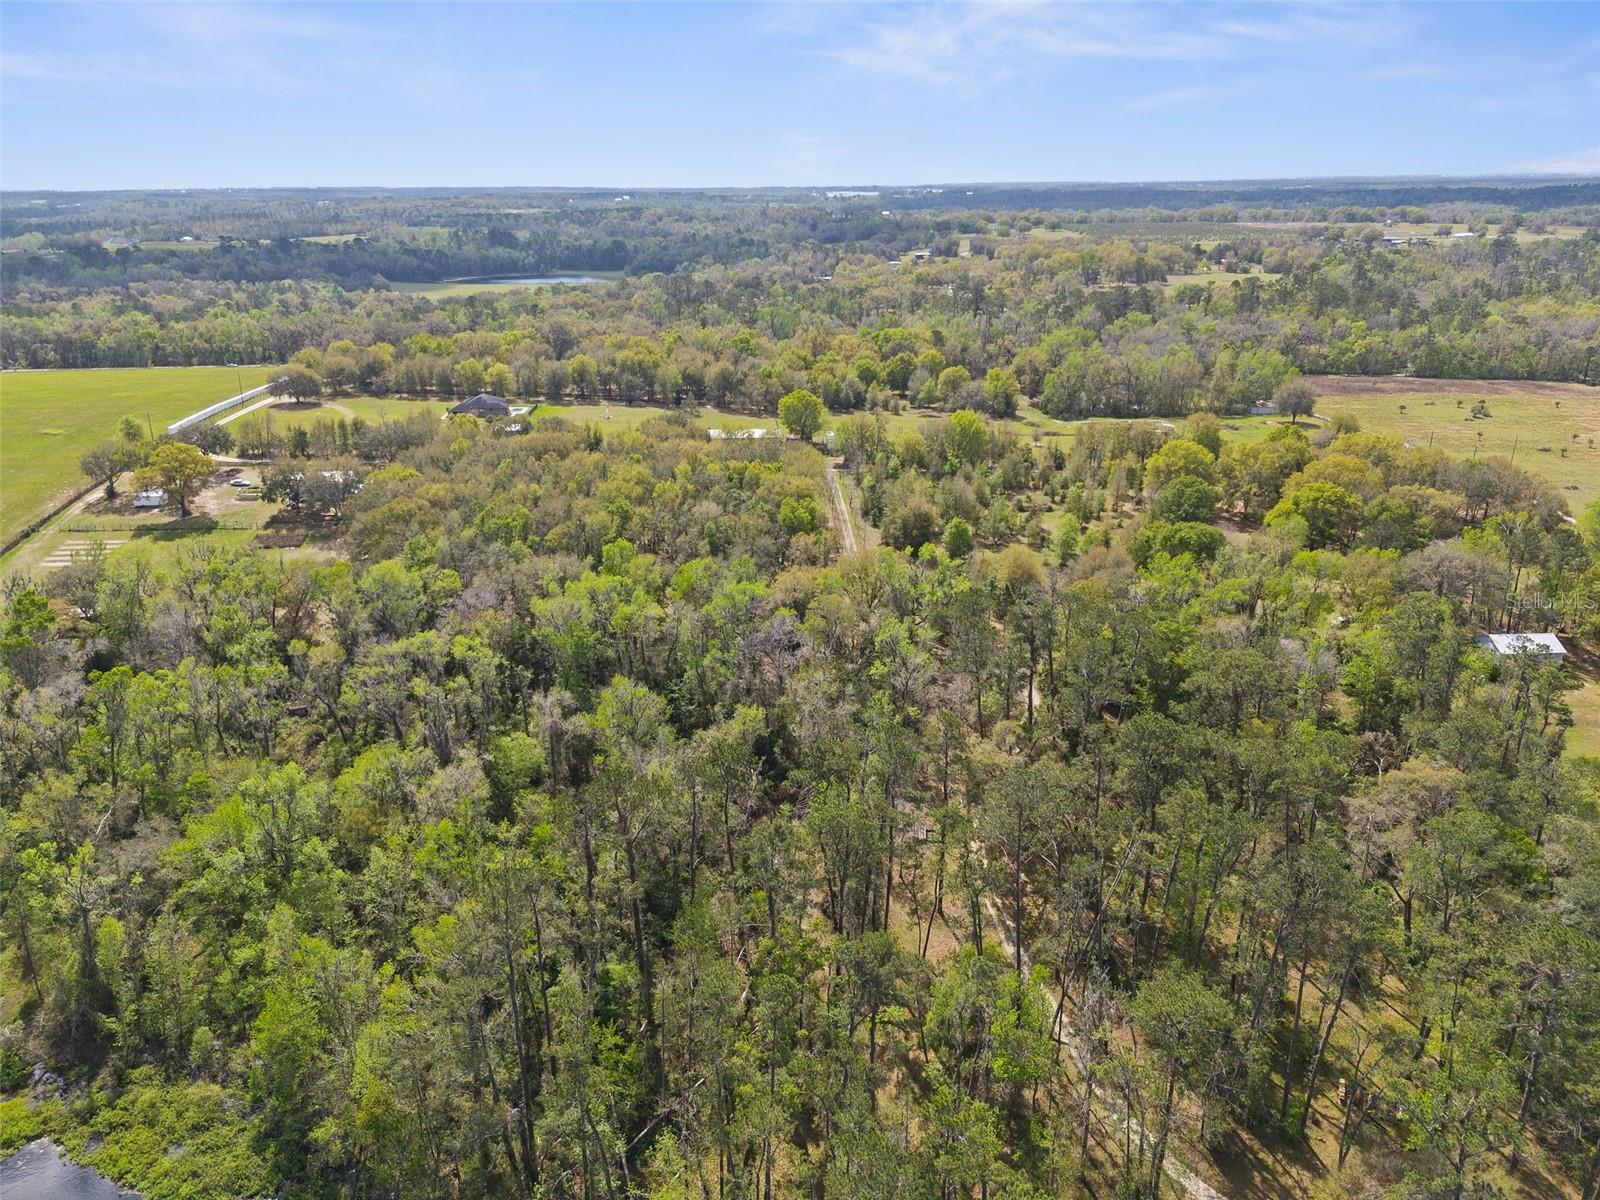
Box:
left=2, top=2, right=1598, bottom=189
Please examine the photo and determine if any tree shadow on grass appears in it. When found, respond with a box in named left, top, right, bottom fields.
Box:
left=128, top=517, right=219, bottom=541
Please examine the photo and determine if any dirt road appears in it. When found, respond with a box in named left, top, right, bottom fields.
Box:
left=827, top=460, right=858, bottom=555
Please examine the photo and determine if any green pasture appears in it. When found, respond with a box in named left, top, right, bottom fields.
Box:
left=390, top=272, right=622, bottom=300
left=1312, top=387, right=1600, bottom=506
left=257, top=397, right=455, bottom=428
left=0, top=365, right=271, bottom=543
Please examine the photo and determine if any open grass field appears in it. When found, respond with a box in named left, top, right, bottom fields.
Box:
left=0, top=365, right=272, bottom=544
left=261, top=396, right=456, bottom=428
left=104, top=239, right=221, bottom=251
left=1569, top=679, right=1600, bottom=759
left=1307, top=376, right=1600, bottom=507
left=1161, top=269, right=1281, bottom=288
left=390, top=272, right=622, bottom=300
left=0, top=456, right=287, bottom=576
left=389, top=280, right=552, bottom=299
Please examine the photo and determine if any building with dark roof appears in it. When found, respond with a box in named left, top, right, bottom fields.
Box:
left=449, top=393, right=512, bottom=417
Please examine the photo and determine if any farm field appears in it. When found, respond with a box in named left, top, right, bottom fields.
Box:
left=390, top=272, right=621, bottom=300
left=1161, top=268, right=1281, bottom=287
left=0, top=365, right=271, bottom=544
left=1307, top=376, right=1600, bottom=506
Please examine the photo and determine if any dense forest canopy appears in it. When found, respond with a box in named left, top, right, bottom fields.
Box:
left=5, top=227, right=1600, bottom=405
left=3, top=185, right=1600, bottom=1200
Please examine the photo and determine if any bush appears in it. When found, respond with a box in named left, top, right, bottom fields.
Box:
left=57, top=1069, right=274, bottom=1200
left=1131, top=520, right=1227, bottom=566
left=0, top=1095, right=59, bottom=1154
left=1280, top=1097, right=1309, bottom=1143
left=0, top=1043, right=29, bottom=1091
left=882, top=497, right=940, bottom=552
left=1151, top=476, right=1221, bottom=524
left=941, top=516, right=974, bottom=558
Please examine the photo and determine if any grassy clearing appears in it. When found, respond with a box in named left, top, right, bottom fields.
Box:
left=1309, top=382, right=1600, bottom=506
left=1357, top=222, right=1589, bottom=242
left=262, top=396, right=456, bottom=428
left=1, top=465, right=286, bottom=576
left=1162, top=269, right=1281, bottom=288
left=389, top=272, right=621, bottom=300
left=1565, top=642, right=1600, bottom=759
left=1569, top=684, right=1600, bottom=758
left=0, top=365, right=272, bottom=543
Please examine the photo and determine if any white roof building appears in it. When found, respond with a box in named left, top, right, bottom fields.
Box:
left=1476, top=632, right=1567, bottom=659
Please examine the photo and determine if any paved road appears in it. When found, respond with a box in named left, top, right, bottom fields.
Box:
left=826, top=460, right=858, bottom=555
left=217, top=393, right=281, bottom=426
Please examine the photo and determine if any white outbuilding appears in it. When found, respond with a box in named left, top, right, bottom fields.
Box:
left=1475, top=632, right=1567, bottom=661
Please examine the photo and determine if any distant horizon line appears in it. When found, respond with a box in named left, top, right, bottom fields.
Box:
left=5, top=172, right=1600, bottom=196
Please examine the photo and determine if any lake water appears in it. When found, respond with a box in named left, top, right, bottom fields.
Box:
left=0, top=1139, right=140, bottom=1199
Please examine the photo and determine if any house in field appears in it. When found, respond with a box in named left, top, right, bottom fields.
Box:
left=133, top=489, right=168, bottom=508
left=449, top=393, right=512, bottom=417
left=1475, top=632, right=1568, bottom=661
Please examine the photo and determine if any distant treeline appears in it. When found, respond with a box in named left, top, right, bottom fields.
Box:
left=4, top=212, right=1598, bottom=414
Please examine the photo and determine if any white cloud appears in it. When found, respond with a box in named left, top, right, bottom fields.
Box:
left=1364, top=62, right=1447, bottom=81
left=1214, top=8, right=1382, bottom=47
left=830, top=2, right=1235, bottom=85
left=1, top=50, right=223, bottom=90
left=2, top=6, right=416, bottom=100
left=1124, top=85, right=1227, bottom=113
left=138, top=4, right=354, bottom=46
left=1520, top=146, right=1600, bottom=174
left=824, top=1, right=1383, bottom=88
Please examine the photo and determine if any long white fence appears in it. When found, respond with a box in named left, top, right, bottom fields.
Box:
left=166, top=383, right=274, bottom=435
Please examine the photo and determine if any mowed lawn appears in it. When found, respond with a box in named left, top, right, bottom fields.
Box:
left=0, top=366, right=271, bottom=542
left=1309, top=379, right=1600, bottom=507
